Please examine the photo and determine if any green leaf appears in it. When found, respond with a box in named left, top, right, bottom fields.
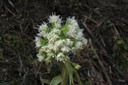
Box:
left=61, top=21, right=69, bottom=33
left=85, top=80, right=90, bottom=85
left=40, top=38, right=48, bottom=45
left=92, top=56, right=97, bottom=60
left=71, top=62, right=81, bottom=70
left=61, top=27, right=68, bottom=33
left=50, top=75, right=63, bottom=85
left=40, top=79, right=50, bottom=84
left=64, top=20, right=69, bottom=28
left=51, top=22, right=55, bottom=27
left=117, top=39, right=124, bottom=45
left=64, top=61, right=74, bottom=85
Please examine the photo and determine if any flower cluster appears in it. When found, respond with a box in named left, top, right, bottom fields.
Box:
left=35, top=14, right=87, bottom=62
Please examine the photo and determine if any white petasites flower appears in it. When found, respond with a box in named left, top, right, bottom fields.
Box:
left=47, top=32, right=59, bottom=43
left=82, top=37, right=88, bottom=46
left=67, top=17, right=78, bottom=27
left=52, top=40, right=66, bottom=52
left=35, top=37, right=41, bottom=48
left=37, top=54, right=44, bottom=62
left=76, top=29, right=84, bottom=38
left=54, top=22, right=61, bottom=28
left=56, top=53, right=69, bottom=61
left=40, top=46, right=47, bottom=52
left=75, top=41, right=83, bottom=49
left=47, top=52, right=55, bottom=57
left=51, top=28, right=61, bottom=34
left=54, top=40, right=65, bottom=47
left=38, top=22, right=48, bottom=32
left=46, top=28, right=61, bottom=42
left=61, top=46, right=71, bottom=52
left=65, top=39, right=73, bottom=46
left=49, top=14, right=61, bottom=23
left=37, top=31, right=48, bottom=38
left=67, top=25, right=77, bottom=38
left=66, top=17, right=81, bottom=38
left=35, top=14, right=88, bottom=62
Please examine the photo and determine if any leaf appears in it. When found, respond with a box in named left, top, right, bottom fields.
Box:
left=64, top=61, right=74, bottom=85
left=61, top=27, right=68, bottom=34
left=92, top=56, right=97, bottom=60
left=40, top=79, right=50, bottom=84
left=40, top=38, right=48, bottom=45
left=71, top=62, right=81, bottom=70
left=117, top=39, right=124, bottom=45
left=50, top=75, right=63, bottom=85
left=61, top=21, right=69, bottom=33
left=51, top=22, right=55, bottom=27
left=85, top=80, right=90, bottom=85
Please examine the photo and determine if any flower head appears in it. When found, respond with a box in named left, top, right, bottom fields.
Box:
left=49, top=15, right=60, bottom=23
left=37, top=54, right=44, bottom=61
left=35, top=37, right=41, bottom=48
left=35, top=14, right=87, bottom=62
left=38, top=22, right=48, bottom=31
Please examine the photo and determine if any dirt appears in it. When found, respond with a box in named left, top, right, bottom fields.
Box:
left=0, top=0, right=128, bottom=85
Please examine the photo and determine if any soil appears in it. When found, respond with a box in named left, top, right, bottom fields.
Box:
left=0, top=0, right=128, bottom=85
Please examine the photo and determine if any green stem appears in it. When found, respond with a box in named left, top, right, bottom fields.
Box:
left=64, top=61, right=74, bottom=85
left=61, top=66, right=68, bottom=85
left=57, top=62, right=68, bottom=85
left=56, top=61, right=82, bottom=85
left=74, top=70, right=83, bottom=85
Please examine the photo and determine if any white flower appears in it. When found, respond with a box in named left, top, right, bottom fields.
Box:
left=75, top=41, right=83, bottom=49
left=49, top=15, right=61, bottom=23
left=67, top=17, right=78, bottom=27
left=51, top=28, right=61, bottom=34
left=53, top=39, right=68, bottom=53
left=35, top=37, right=41, bottom=48
left=53, top=44, right=59, bottom=52
left=47, top=32, right=59, bottom=43
left=67, top=26, right=77, bottom=37
left=47, top=52, right=55, bottom=57
left=54, top=22, right=61, bottom=28
left=35, top=14, right=88, bottom=62
left=65, top=39, right=73, bottom=46
left=40, top=46, right=47, bottom=52
left=38, top=22, right=48, bottom=32
left=76, top=29, right=84, bottom=38
left=47, top=44, right=54, bottom=50
left=61, top=46, right=70, bottom=52
left=37, top=31, right=48, bottom=38
left=55, top=40, right=65, bottom=47
left=56, top=53, right=65, bottom=61
left=82, top=37, right=88, bottom=46
left=37, top=54, right=44, bottom=62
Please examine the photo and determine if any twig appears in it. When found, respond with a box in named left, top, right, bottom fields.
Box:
left=16, top=50, right=26, bottom=73
left=4, top=5, right=16, bottom=16
left=89, top=39, right=112, bottom=85
left=82, top=21, right=109, bottom=58
left=37, top=62, right=43, bottom=72
left=8, top=0, right=15, bottom=7
left=83, top=15, right=98, bottom=25
left=112, top=24, right=120, bottom=38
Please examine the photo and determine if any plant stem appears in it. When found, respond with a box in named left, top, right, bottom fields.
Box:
left=74, top=70, right=83, bottom=85
left=61, top=66, right=68, bottom=85
left=57, top=62, right=68, bottom=85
